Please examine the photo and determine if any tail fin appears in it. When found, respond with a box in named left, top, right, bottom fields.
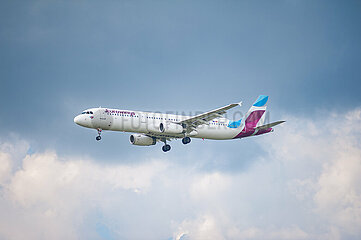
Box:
left=242, top=95, right=268, bottom=130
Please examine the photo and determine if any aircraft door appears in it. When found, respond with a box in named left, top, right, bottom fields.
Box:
left=140, top=114, right=147, bottom=123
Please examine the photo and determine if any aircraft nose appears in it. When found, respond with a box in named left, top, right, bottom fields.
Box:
left=74, top=115, right=81, bottom=125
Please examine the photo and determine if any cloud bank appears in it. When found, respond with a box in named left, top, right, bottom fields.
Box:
left=0, top=108, right=360, bottom=240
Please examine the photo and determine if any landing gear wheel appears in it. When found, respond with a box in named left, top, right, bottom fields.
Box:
left=162, top=144, right=171, bottom=152
left=96, top=136, right=101, bottom=141
left=182, top=137, right=191, bottom=144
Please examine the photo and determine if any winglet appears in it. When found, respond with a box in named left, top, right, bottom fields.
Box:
left=238, top=101, right=242, bottom=107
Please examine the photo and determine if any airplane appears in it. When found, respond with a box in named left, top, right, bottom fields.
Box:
left=74, top=95, right=285, bottom=152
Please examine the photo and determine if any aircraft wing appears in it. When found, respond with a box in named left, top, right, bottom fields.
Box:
left=179, top=101, right=242, bottom=128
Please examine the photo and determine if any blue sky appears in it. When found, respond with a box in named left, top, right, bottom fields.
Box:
left=0, top=1, right=361, bottom=239
left=1, top=0, right=360, bottom=160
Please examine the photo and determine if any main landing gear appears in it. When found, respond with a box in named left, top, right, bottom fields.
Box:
left=182, top=137, right=191, bottom=144
left=96, top=128, right=102, bottom=141
left=162, top=144, right=171, bottom=152
left=161, top=137, right=191, bottom=152
left=161, top=138, right=171, bottom=152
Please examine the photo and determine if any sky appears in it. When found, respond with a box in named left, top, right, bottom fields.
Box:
left=0, top=0, right=361, bottom=239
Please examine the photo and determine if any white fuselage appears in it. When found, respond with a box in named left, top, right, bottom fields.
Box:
left=74, top=107, right=242, bottom=140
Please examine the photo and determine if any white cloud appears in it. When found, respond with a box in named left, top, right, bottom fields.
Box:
left=263, top=108, right=361, bottom=239
left=315, top=145, right=361, bottom=234
left=0, top=136, right=29, bottom=185
left=235, top=226, right=309, bottom=240
left=0, top=146, right=168, bottom=240
left=0, top=108, right=360, bottom=240
left=174, top=215, right=226, bottom=240
left=172, top=215, right=310, bottom=240
left=0, top=151, right=12, bottom=184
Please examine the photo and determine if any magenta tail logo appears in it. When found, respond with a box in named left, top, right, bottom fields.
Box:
left=245, top=110, right=265, bottom=129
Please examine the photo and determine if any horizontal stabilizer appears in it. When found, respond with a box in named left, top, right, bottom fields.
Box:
left=255, top=120, right=285, bottom=130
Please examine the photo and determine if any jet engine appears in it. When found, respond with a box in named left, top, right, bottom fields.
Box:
left=159, top=122, right=185, bottom=134
left=130, top=134, right=156, bottom=146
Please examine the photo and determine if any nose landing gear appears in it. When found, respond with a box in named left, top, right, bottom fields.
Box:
left=96, top=128, right=102, bottom=141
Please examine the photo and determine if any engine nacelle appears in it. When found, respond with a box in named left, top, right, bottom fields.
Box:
left=130, top=134, right=156, bottom=146
left=159, top=122, right=185, bottom=134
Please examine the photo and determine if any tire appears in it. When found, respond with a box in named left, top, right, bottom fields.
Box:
left=162, top=145, right=167, bottom=152
left=162, top=144, right=171, bottom=152
left=182, top=137, right=191, bottom=144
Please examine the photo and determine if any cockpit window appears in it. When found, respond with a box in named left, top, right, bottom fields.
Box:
left=90, top=111, right=93, bottom=114
left=82, top=112, right=86, bottom=114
